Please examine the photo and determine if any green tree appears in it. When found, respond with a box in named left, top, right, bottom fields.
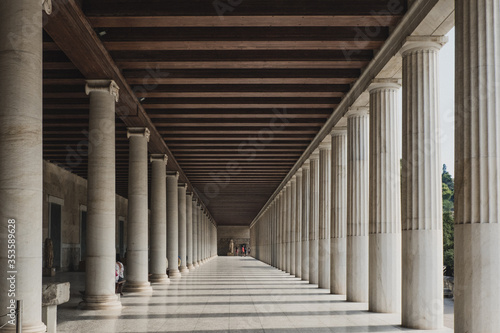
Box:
left=442, top=164, right=454, bottom=276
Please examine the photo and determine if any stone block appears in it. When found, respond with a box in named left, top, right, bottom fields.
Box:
left=42, top=282, right=70, bottom=306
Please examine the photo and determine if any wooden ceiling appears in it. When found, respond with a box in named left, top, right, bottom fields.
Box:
left=42, top=0, right=406, bottom=226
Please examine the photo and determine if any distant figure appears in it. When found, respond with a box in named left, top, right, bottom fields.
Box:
left=242, top=246, right=246, bottom=257
left=115, top=254, right=125, bottom=295
left=236, top=247, right=239, bottom=256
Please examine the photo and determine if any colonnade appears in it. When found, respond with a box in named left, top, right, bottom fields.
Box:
left=0, top=0, right=499, bottom=332
left=0, top=2, right=217, bottom=329
left=251, top=4, right=500, bottom=331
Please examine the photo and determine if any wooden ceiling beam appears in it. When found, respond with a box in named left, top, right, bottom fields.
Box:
left=43, top=91, right=344, bottom=98
left=115, top=61, right=369, bottom=70
left=89, top=15, right=402, bottom=28
left=109, top=49, right=374, bottom=62
left=144, top=104, right=338, bottom=109
left=42, top=78, right=355, bottom=85
left=91, top=41, right=384, bottom=51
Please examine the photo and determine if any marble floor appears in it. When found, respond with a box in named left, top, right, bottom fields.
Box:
left=49, top=257, right=454, bottom=332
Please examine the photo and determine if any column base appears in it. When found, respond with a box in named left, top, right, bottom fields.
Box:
left=187, top=264, right=195, bottom=270
left=169, top=269, right=182, bottom=278
left=2, top=322, right=47, bottom=333
left=194, top=262, right=200, bottom=268
left=180, top=266, right=189, bottom=273
left=123, top=281, right=153, bottom=293
left=149, top=274, right=170, bottom=284
left=80, top=294, right=122, bottom=311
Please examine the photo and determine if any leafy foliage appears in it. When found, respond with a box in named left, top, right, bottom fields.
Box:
left=442, top=164, right=454, bottom=276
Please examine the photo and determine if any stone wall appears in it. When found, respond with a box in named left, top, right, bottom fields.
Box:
left=42, top=160, right=129, bottom=271
left=217, top=226, right=250, bottom=255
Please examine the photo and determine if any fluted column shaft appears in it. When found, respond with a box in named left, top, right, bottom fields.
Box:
left=401, top=37, right=445, bottom=329
left=309, top=151, right=320, bottom=285
left=125, top=128, right=152, bottom=292
left=192, top=201, right=198, bottom=267
left=295, top=170, right=303, bottom=278
left=287, top=183, right=293, bottom=273
left=178, top=184, right=188, bottom=273
left=455, top=1, right=500, bottom=331
left=149, top=154, right=170, bottom=284
left=290, top=179, right=296, bottom=275
left=319, top=139, right=332, bottom=289
left=368, top=81, right=402, bottom=313
left=198, top=205, right=204, bottom=265
left=187, top=193, right=194, bottom=270
left=198, top=207, right=203, bottom=265
left=167, top=172, right=181, bottom=278
left=274, top=199, right=278, bottom=267
left=202, top=213, right=206, bottom=262
left=301, top=161, right=311, bottom=281
left=330, top=128, right=348, bottom=295
left=346, top=108, right=369, bottom=302
left=284, top=186, right=290, bottom=272
left=81, top=80, right=121, bottom=310
left=0, top=1, right=48, bottom=330
left=200, top=208, right=205, bottom=264
left=278, top=189, right=284, bottom=270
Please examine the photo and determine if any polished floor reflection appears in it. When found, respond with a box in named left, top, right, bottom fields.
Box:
left=51, top=257, right=453, bottom=332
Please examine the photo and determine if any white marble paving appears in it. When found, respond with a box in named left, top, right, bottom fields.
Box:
left=49, top=257, right=454, bottom=332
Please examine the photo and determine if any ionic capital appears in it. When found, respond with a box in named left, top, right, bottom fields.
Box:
left=368, top=78, right=401, bottom=93
left=400, top=36, right=448, bottom=56
left=302, top=159, right=311, bottom=170
left=127, top=127, right=150, bottom=142
left=319, top=135, right=331, bottom=150
left=85, top=80, right=120, bottom=102
left=331, top=126, right=347, bottom=136
left=42, top=0, right=52, bottom=14
left=150, top=154, right=168, bottom=165
left=166, top=171, right=179, bottom=179
left=310, top=148, right=320, bottom=160
left=347, top=106, right=369, bottom=118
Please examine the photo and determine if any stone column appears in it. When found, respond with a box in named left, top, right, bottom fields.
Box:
left=124, top=128, right=153, bottom=293
left=167, top=172, right=181, bottom=278
left=0, top=1, right=51, bottom=329
left=186, top=192, right=194, bottom=270
left=200, top=211, right=205, bottom=263
left=277, top=192, right=283, bottom=270
left=271, top=199, right=276, bottom=267
left=204, top=214, right=207, bottom=262
left=178, top=184, right=188, bottom=273
left=330, top=127, right=348, bottom=295
left=455, top=3, right=500, bottom=331
left=309, top=149, right=320, bottom=285
left=149, top=154, right=170, bottom=284
left=400, top=36, right=446, bottom=329
left=301, top=160, right=311, bottom=281
left=282, top=183, right=290, bottom=273
left=197, top=206, right=202, bottom=265
left=346, top=107, right=369, bottom=303
left=80, top=80, right=122, bottom=310
left=318, top=137, right=332, bottom=290
left=295, top=169, right=303, bottom=279
left=290, top=178, right=296, bottom=275
left=192, top=199, right=199, bottom=268
left=368, top=80, right=401, bottom=313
